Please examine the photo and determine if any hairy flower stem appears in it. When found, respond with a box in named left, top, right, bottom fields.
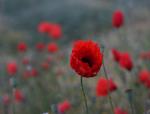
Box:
left=80, top=77, right=89, bottom=114
left=102, top=55, right=114, bottom=114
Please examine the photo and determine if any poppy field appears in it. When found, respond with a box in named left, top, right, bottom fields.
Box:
left=0, top=0, right=150, bottom=114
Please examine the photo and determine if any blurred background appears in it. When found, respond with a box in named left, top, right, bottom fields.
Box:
left=0, top=0, right=150, bottom=114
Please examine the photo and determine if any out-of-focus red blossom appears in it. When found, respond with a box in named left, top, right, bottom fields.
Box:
left=139, top=69, right=150, bottom=84
left=23, top=70, right=31, bottom=79
left=22, top=57, right=30, bottom=65
left=47, top=42, right=59, bottom=53
left=56, top=68, right=65, bottom=76
left=47, top=56, right=52, bottom=63
left=17, top=42, right=27, bottom=53
left=38, top=22, right=53, bottom=33
left=109, top=78, right=118, bottom=92
left=96, top=77, right=117, bottom=97
left=112, top=10, right=124, bottom=28
left=145, top=79, right=150, bottom=89
left=58, top=100, right=71, bottom=113
left=49, top=24, right=62, bottom=39
left=36, top=42, right=45, bottom=52
left=138, top=69, right=150, bottom=89
left=6, top=62, right=17, bottom=75
left=41, top=61, right=49, bottom=70
left=2, top=94, right=10, bottom=105
left=119, top=52, right=133, bottom=71
left=112, top=49, right=122, bottom=62
left=70, top=40, right=103, bottom=78
left=140, top=51, right=150, bottom=60
left=14, top=89, right=24, bottom=103
left=114, top=107, right=128, bottom=114
left=31, top=68, right=38, bottom=77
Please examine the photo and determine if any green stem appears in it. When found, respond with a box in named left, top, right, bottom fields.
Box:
left=12, top=88, right=16, bottom=114
left=103, top=58, right=114, bottom=114
left=80, top=77, right=89, bottom=114
left=129, top=101, right=134, bottom=114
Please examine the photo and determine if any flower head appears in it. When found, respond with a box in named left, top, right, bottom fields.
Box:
left=17, top=42, right=27, bottom=53
left=2, top=94, right=10, bottom=105
left=96, top=77, right=117, bottom=96
left=112, top=49, right=122, bottom=62
left=22, top=57, right=30, bottom=65
left=119, top=52, right=133, bottom=71
left=36, top=42, right=45, bottom=52
left=47, top=42, right=59, bottom=53
left=38, top=22, right=53, bottom=33
left=14, top=89, right=24, bottom=103
left=114, top=107, right=128, bottom=114
left=138, top=69, right=150, bottom=89
left=41, top=61, right=49, bottom=70
left=49, top=24, right=62, bottom=39
left=112, top=10, right=124, bottom=28
left=139, top=69, right=150, bottom=84
left=70, top=40, right=103, bottom=78
left=6, top=61, right=18, bottom=75
left=58, top=100, right=71, bottom=113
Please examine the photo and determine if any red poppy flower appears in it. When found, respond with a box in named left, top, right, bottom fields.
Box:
left=145, top=79, right=150, bottom=89
left=31, top=68, right=38, bottom=77
left=23, top=70, right=32, bottom=79
left=109, top=78, right=118, bottom=92
left=47, top=42, right=59, bottom=53
left=112, top=10, right=124, bottom=28
left=96, top=77, right=109, bottom=96
left=41, top=61, right=49, bottom=70
left=35, top=42, right=45, bottom=52
left=58, top=100, right=71, bottom=113
left=114, top=107, right=128, bottom=114
left=2, top=94, right=10, bottom=105
left=6, top=61, right=17, bottom=75
left=96, top=77, right=117, bottom=96
left=38, top=22, right=53, bottom=33
left=112, top=49, right=122, bottom=62
left=119, top=52, right=133, bottom=71
left=22, top=57, right=30, bottom=65
left=14, top=89, right=24, bottom=103
left=70, top=40, right=103, bottom=78
left=49, top=24, right=62, bottom=39
left=139, top=51, right=150, bottom=60
left=139, top=69, right=150, bottom=84
left=17, top=42, right=27, bottom=53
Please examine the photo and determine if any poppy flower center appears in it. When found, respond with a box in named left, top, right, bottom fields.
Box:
left=81, top=57, right=93, bottom=67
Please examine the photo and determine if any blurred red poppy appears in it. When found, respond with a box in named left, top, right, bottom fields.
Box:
left=96, top=77, right=117, bottom=97
left=49, top=24, right=62, bottom=39
left=70, top=40, right=103, bottom=78
left=112, top=49, right=122, bottom=62
left=119, top=52, right=133, bottom=71
left=36, top=42, right=45, bottom=52
left=114, top=107, right=128, bottom=114
left=17, top=42, right=27, bottom=53
left=47, top=42, right=59, bottom=53
left=140, top=51, right=150, bottom=60
left=41, top=61, right=49, bottom=70
left=14, top=89, right=24, bottom=103
left=31, top=68, right=38, bottom=77
left=6, top=61, right=17, bottom=75
left=38, top=22, right=53, bottom=33
left=2, top=94, right=10, bottom=105
left=58, top=100, right=71, bottom=113
left=139, top=69, right=150, bottom=84
left=112, top=10, right=124, bottom=28
left=22, top=57, right=30, bottom=65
